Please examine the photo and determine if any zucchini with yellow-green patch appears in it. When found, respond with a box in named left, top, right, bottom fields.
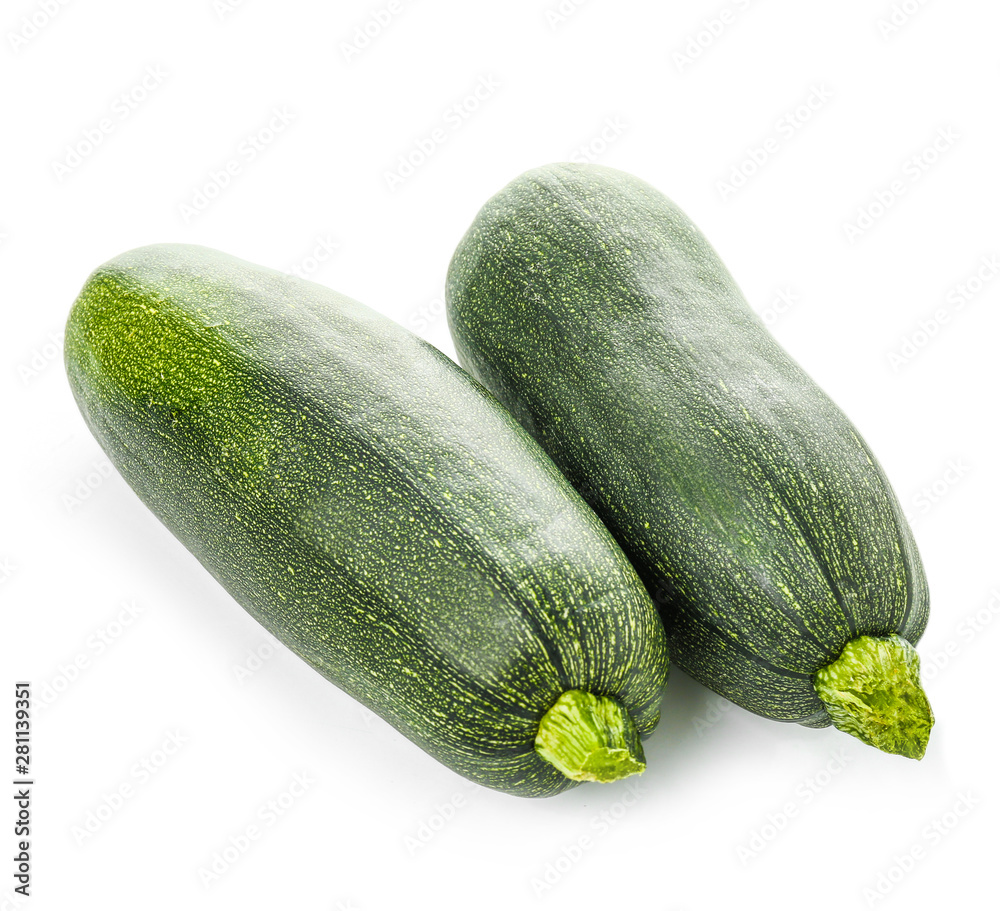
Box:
left=64, top=243, right=669, bottom=797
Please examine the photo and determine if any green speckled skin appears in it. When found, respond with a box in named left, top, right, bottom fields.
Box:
left=64, top=243, right=669, bottom=798
left=446, top=164, right=929, bottom=728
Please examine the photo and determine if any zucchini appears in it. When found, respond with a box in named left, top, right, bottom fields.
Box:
left=446, top=163, right=933, bottom=759
left=64, top=243, right=669, bottom=797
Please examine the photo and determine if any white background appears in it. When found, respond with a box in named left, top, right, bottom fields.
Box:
left=2, top=0, right=997, bottom=908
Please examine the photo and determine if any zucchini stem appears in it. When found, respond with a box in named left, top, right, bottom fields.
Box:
left=535, top=690, right=646, bottom=783
left=814, top=634, right=934, bottom=760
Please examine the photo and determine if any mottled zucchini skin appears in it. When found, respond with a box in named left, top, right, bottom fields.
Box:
left=446, top=164, right=929, bottom=728
left=64, top=243, right=668, bottom=797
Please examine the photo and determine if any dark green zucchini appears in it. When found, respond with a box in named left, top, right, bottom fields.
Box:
left=64, top=243, right=669, bottom=797
left=446, top=163, right=933, bottom=759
